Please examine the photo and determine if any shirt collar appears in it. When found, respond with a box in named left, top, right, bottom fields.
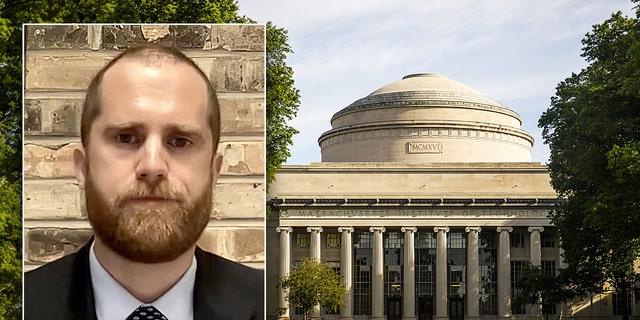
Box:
left=89, top=241, right=196, bottom=320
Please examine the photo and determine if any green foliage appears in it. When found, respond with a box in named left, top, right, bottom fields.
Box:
left=0, top=179, right=21, bottom=320
left=513, top=262, right=568, bottom=315
left=2, top=0, right=245, bottom=24
left=0, top=2, right=23, bottom=318
left=278, top=258, right=347, bottom=319
left=538, top=3, right=640, bottom=311
left=266, top=22, right=300, bottom=191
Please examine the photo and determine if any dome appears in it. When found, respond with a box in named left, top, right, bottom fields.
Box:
left=318, top=74, right=534, bottom=162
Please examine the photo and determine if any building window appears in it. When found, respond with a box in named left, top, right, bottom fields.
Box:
left=541, top=259, right=558, bottom=314
left=384, top=231, right=404, bottom=316
left=415, top=230, right=436, bottom=317
left=384, top=231, right=403, bottom=249
left=511, top=261, right=526, bottom=314
left=353, top=230, right=372, bottom=315
left=510, top=233, right=525, bottom=248
left=416, top=231, right=436, bottom=249
left=326, top=233, right=340, bottom=248
left=296, top=233, right=310, bottom=248
left=541, top=260, right=555, bottom=276
left=479, top=232, right=497, bottom=316
left=542, top=298, right=557, bottom=315
left=541, top=234, right=555, bottom=248
left=354, top=231, right=372, bottom=249
left=448, top=232, right=466, bottom=249
left=326, top=261, right=340, bottom=274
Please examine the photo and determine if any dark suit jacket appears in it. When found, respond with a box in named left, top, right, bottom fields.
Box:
left=25, top=243, right=264, bottom=320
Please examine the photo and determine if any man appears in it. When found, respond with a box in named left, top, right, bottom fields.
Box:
left=25, top=45, right=264, bottom=320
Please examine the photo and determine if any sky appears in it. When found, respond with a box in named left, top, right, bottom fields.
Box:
left=238, top=0, right=637, bottom=165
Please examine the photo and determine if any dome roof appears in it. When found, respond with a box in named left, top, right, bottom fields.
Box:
left=332, top=73, right=520, bottom=124
left=372, top=73, right=483, bottom=95
left=319, top=74, right=534, bottom=163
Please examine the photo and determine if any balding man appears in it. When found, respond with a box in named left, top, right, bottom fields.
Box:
left=25, top=45, right=263, bottom=320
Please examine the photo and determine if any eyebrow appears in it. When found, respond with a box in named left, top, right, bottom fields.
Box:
left=103, top=122, right=206, bottom=139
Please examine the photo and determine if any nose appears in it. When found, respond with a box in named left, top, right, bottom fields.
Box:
left=136, top=136, right=168, bottom=184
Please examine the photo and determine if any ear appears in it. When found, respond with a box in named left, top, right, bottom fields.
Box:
left=211, top=152, right=223, bottom=184
left=73, top=147, right=87, bottom=188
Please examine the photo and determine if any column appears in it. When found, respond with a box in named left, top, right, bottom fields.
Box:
left=434, top=226, right=450, bottom=320
left=338, top=227, right=355, bottom=320
left=402, top=227, right=417, bottom=320
left=276, top=226, right=293, bottom=320
left=307, top=226, right=323, bottom=260
left=465, top=227, right=482, bottom=320
left=529, top=227, right=544, bottom=319
left=497, top=227, right=513, bottom=320
left=307, top=226, right=323, bottom=318
left=370, top=227, right=386, bottom=320
left=528, top=227, right=544, bottom=266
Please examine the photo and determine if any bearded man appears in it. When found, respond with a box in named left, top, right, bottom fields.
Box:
left=24, top=45, right=263, bottom=320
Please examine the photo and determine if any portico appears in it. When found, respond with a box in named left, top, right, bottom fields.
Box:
left=271, top=195, right=561, bottom=320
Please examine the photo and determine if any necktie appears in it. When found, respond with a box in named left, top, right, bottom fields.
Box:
left=126, top=305, right=168, bottom=320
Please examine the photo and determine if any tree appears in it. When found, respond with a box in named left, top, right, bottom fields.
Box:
left=538, top=2, right=640, bottom=319
left=1, top=1, right=300, bottom=318
left=266, top=22, right=300, bottom=191
left=513, top=262, right=569, bottom=320
left=0, top=3, right=23, bottom=318
left=278, top=258, right=347, bottom=320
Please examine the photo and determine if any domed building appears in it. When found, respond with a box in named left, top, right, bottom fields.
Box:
left=319, top=74, right=533, bottom=163
left=266, top=75, right=623, bottom=320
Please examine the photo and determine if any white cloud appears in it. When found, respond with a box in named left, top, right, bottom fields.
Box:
left=239, top=0, right=636, bottom=164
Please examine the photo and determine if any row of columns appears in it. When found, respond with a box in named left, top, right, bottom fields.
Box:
left=277, top=226, right=546, bottom=320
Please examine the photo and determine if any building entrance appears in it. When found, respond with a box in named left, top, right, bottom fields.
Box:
left=417, top=295, right=434, bottom=320
left=387, top=296, right=402, bottom=320
left=449, top=295, right=464, bottom=320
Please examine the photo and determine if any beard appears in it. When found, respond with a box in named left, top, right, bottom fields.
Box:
left=85, top=172, right=212, bottom=264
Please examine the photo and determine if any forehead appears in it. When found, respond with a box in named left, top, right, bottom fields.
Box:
left=95, top=58, right=210, bottom=130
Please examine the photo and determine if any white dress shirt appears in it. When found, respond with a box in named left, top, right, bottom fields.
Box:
left=89, top=242, right=196, bottom=320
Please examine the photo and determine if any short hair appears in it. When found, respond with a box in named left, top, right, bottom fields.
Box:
left=81, top=44, right=221, bottom=151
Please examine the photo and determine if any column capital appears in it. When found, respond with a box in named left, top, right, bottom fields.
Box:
left=338, top=226, right=355, bottom=234
left=307, top=226, right=324, bottom=233
left=527, top=226, right=545, bottom=233
left=433, top=226, right=450, bottom=233
left=465, top=226, right=482, bottom=233
left=401, top=226, right=417, bottom=233
left=496, top=226, right=513, bottom=233
left=276, top=226, right=293, bottom=233
left=369, top=226, right=386, bottom=233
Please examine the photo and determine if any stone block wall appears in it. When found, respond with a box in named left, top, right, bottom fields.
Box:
left=23, top=24, right=265, bottom=271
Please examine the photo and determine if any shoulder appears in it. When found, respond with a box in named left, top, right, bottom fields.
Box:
left=25, top=251, right=79, bottom=282
left=24, top=246, right=93, bottom=320
left=193, top=248, right=263, bottom=319
left=194, top=247, right=263, bottom=290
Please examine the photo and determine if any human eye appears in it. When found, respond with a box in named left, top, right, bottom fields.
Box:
left=115, top=133, right=139, bottom=144
left=168, top=136, right=192, bottom=148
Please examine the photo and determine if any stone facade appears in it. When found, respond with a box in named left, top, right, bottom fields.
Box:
left=267, top=163, right=564, bottom=320
left=23, top=24, right=265, bottom=271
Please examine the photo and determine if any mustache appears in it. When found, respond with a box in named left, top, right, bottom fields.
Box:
left=114, top=181, right=187, bottom=204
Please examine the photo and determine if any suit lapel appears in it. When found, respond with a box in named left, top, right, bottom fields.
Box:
left=193, top=247, right=216, bottom=319
left=71, top=241, right=98, bottom=320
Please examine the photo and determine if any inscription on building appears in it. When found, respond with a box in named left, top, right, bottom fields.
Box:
left=280, top=208, right=549, bottom=219
left=408, top=141, right=442, bottom=154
